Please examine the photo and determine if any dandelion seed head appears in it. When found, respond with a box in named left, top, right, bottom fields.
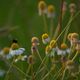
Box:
left=11, top=43, right=19, bottom=50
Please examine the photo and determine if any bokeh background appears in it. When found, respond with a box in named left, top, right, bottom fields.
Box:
left=0, top=0, right=80, bottom=80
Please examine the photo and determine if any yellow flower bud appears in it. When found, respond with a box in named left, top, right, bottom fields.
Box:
left=42, top=33, right=49, bottom=40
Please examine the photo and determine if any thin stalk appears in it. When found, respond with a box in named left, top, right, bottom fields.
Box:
left=63, top=15, right=73, bottom=43
left=43, top=14, right=48, bottom=33
left=55, top=11, right=80, bottom=42
left=71, top=51, right=78, bottom=61
left=4, top=57, right=15, bottom=80
left=50, top=18, right=54, bottom=39
left=13, top=64, right=31, bottom=78
left=61, top=68, right=67, bottom=80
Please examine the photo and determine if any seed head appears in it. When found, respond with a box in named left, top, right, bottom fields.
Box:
left=11, top=43, right=19, bottom=50
left=3, top=47, right=10, bottom=54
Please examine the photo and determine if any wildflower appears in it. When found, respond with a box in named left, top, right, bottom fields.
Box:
left=57, top=43, right=70, bottom=55
left=68, top=33, right=79, bottom=46
left=28, top=55, right=34, bottom=64
left=10, top=48, right=25, bottom=56
left=31, top=37, right=39, bottom=46
left=49, top=40, right=58, bottom=56
left=42, top=33, right=50, bottom=44
left=47, top=5, right=55, bottom=18
left=11, top=43, right=19, bottom=50
left=1, top=47, right=12, bottom=59
left=38, top=1, right=47, bottom=16
left=69, top=3, right=76, bottom=15
left=45, top=45, right=52, bottom=56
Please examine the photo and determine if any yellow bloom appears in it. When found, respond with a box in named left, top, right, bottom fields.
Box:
left=42, top=33, right=49, bottom=40
left=45, top=45, right=51, bottom=55
left=50, top=40, right=56, bottom=48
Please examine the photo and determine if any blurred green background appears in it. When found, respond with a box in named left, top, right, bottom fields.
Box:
left=0, top=0, right=80, bottom=80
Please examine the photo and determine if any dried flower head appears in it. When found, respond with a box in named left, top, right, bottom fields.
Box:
left=42, top=33, right=50, bottom=44
left=3, top=47, right=10, bottom=55
left=31, top=37, right=39, bottom=45
left=28, top=55, right=34, bottom=64
left=71, top=33, right=79, bottom=40
left=69, top=3, right=76, bottom=15
left=11, top=43, right=19, bottom=50
left=50, top=40, right=56, bottom=48
left=47, top=5, right=55, bottom=18
left=38, top=1, right=47, bottom=16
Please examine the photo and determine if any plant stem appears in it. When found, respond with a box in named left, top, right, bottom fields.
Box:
left=43, top=14, right=48, bottom=33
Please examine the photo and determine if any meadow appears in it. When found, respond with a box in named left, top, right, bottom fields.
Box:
left=0, top=0, right=80, bottom=80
